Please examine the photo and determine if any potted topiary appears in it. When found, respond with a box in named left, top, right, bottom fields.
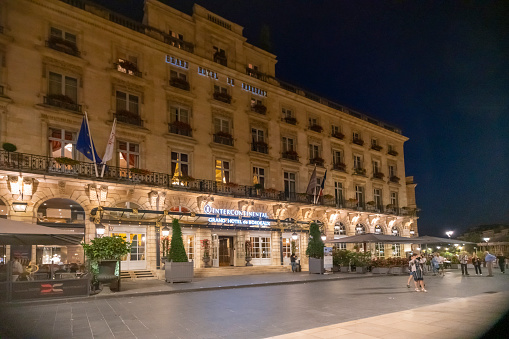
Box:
left=245, top=239, right=253, bottom=266
left=201, top=239, right=211, bottom=268
left=334, top=249, right=353, bottom=273
left=352, top=252, right=370, bottom=273
left=82, top=235, right=131, bottom=293
left=306, top=222, right=324, bottom=274
left=165, top=218, right=193, bottom=283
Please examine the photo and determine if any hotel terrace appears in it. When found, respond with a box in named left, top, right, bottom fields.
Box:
left=0, top=0, right=418, bottom=274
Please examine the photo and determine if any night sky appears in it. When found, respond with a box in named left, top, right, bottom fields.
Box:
left=99, top=0, right=509, bottom=236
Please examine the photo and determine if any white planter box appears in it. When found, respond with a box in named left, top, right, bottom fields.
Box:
left=165, top=261, right=193, bottom=283
left=372, top=267, right=390, bottom=274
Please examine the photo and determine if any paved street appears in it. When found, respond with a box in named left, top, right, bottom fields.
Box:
left=1, top=270, right=509, bottom=339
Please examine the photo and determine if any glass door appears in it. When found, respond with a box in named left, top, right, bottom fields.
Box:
left=212, top=234, right=219, bottom=267
left=111, top=228, right=146, bottom=270
left=250, top=236, right=271, bottom=265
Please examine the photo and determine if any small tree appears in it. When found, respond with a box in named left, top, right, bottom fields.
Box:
left=306, top=222, right=324, bottom=258
left=82, top=235, right=131, bottom=282
left=167, top=218, right=188, bottom=262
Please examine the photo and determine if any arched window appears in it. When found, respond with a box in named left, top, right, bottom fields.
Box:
left=108, top=201, right=146, bottom=219
left=37, top=198, right=85, bottom=227
left=355, top=223, right=365, bottom=235
left=334, top=222, right=345, bottom=238
left=374, top=225, right=382, bottom=233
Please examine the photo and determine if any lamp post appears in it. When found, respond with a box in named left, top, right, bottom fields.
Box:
left=446, top=231, right=453, bottom=238
left=484, top=237, right=490, bottom=251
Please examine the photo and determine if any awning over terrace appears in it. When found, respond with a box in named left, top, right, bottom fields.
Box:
left=0, top=218, right=84, bottom=245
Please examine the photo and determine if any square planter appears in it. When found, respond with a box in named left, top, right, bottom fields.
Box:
left=356, top=266, right=367, bottom=274
left=340, top=266, right=349, bottom=273
left=165, top=261, right=193, bottom=283
left=450, top=264, right=459, bottom=269
left=372, top=267, right=390, bottom=274
left=308, top=257, right=324, bottom=274
left=389, top=266, right=402, bottom=275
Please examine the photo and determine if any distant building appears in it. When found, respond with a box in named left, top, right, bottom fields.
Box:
left=0, top=0, right=418, bottom=273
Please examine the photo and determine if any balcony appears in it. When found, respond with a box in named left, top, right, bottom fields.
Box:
left=331, top=132, right=345, bottom=140
left=168, top=121, right=192, bottom=137
left=163, top=35, right=194, bottom=53
left=333, top=162, right=346, bottom=172
left=373, top=172, right=385, bottom=180
left=309, top=124, right=323, bottom=133
left=282, top=151, right=299, bottom=161
left=246, top=67, right=268, bottom=82
left=44, top=95, right=82, bottom=113
left=46, top=37, right=81, bottom=57
left=0, top=150, right=417, bottom=214
left=213, top=91, right=232, bottom=104
left=169, top=77, right=190, bottom=91
left=353, top=167, right=366, bottom=176
left=282, top=116, right=297, bottom=125
left=251, top=104, right=267, bottom=115
left=389, top=176, right=400, bottom=184
left=309, top=157, right=324, bottom=167
left=213, top=53, right=227, bottom=66
left=213, top=132, right=234, bottom=146
left=371, top=144, right=383, bottom=151
left=115, top=110, right=143, bottom=127
left=251, top=141, right=268, bottom=154
left=388, top=149, right=399, bottom=156
left=115, top=61, right=142, bottom=78
left=352, top=138, right=364, bottom=146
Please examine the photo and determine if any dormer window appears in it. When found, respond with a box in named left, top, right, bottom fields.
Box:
left=48, top=27, right=79, bottom=57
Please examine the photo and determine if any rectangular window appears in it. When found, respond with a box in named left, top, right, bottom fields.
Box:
left=355, top=185, right=364, bottom=206
left=390, top=192, right=398, bottom=206
left=336, top=243, right=347, bottom=250
left=170, top=106, right=190, bottom=124
left=375, top=243, right=385, bottom=258
left=308, top=116, right=319, bottom=127
left=253, top=166, right=265, bottom=188
left=354, top=155, right=363, bottom=169
left=372, top=160, right=380, bottom=174
left=331, top=125, right=341, bottom=135
left=251, top=128, right=265, bottom=143
left=184, top=235, right=194, bottom=261
left=282, top=107, right=293, bottom=118
left=393, top=244, right=401, bottom=257
left=214, top=117, right=230, bottom=134
left=171, top=152, right=189, bottom=177
left=49, top=128, right=76, bottom=159
left=49, top=72, right=78, bottom=102
left=353, top=131, right=361, bottom=140
left=50, top=27, right=76, bottom=44
left=333, top=150, right=342, bottom=164
left=213, top=85, right=228, bottom=94
left=371, top=138, right=379, bottom=147
left=250, top=237, right=271, bottom=259
left=170, top=30, right=184, bottom=40
left=284, top=172, right=296, bottom=199
left=282, top=137, right=294, bottom=152
left=215, top=160, right=230, bottom=183
left=250, top=97, right=263, bottom=108
left=116, top=91, right=139, bottom=114
left=118, top=141, right=139, bottom=169
left=374, top=188, right=382, bottom=209
left=170, top=69, right=187, bottom=81
left=334, top=181, right=344, bottom=207
left=309, top=144, right=320, bottom=159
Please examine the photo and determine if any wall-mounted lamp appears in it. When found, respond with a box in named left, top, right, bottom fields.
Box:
left=95, top=223, right=105, bottom=237
left=162, top=226, right=170, bottom=237
left=321, top=233, right=326, bottom=241
left=291, top=232, right=298, bottom=240
left=12, top=202, right=27, bottom=212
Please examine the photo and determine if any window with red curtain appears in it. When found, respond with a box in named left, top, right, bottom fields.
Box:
left=118, top=141, right=139, bottom=168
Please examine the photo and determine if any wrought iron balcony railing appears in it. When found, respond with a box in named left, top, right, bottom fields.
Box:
left=0, top=150, right=417, bottom=216
left=213, top=133, right=234, bottom=146
left=168, top=122, right=192, bottom=137
left=282, top=151, right=299, bottom=161
left=115, top=111, right=143, bottom=127
left=115, top=63, right=142, bottom=78
left=43, top=96, right=82, bottom=113
left=45, top=39, right=81, bottom=57
left=251, top=142, right=268, bottom=154
left=246, top=67, right=268, bottom=82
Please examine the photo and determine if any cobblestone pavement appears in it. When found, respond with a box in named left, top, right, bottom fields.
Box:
left=1, top=270, right=508, bottom=338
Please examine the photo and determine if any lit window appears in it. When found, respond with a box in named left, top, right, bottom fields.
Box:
left=118, top=141, right=139, bottom=169
left=215, top=160, right=230, bottom=183
left=49, top=128, right=76, bottom=159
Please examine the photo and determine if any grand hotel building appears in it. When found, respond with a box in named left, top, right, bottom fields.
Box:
left=0, top=0, right=418, bottom=274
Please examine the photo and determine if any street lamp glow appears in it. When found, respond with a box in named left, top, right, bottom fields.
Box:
left=292, top=232, right=298, bottom=240
left=437, top=246, right=441, bottom=249
left=162, top=226, right=170, bottom=237
left=445, top=231, right=453, bottom=238
left=454, top=244, right=459, bottom=247
left=321, top=234, right=327, bottom=241
left=484, top=237, right=490, bottom=243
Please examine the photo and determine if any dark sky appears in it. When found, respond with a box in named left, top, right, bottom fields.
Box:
left=99, top=0, right=509, bottom=236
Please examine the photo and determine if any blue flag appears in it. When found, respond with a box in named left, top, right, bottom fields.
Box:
left=76, top=116, right=102, bottom=163
left=319, top=170, right=327, bottom=196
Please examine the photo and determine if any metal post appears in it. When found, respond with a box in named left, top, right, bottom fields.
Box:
left=156, top=226, right=161, bottom=269
left=280, top=231, right=284, bottom=265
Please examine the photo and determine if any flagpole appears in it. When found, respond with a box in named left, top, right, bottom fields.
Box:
left=100, top=118, right=116, bottom=178
left=84, top=111, right=99, bottom=177
left=313, top=164, right=317, bottom=205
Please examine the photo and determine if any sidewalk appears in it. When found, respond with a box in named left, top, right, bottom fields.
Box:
left=268, top=291, right=509, bottom=339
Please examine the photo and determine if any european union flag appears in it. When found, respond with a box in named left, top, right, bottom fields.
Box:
left=76, top=116, right=102, bottom=163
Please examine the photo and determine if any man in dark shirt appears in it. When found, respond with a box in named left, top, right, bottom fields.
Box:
left=497, top=253, right=506, bottom=274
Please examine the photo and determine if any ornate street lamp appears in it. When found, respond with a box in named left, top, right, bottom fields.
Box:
left=162, top=226, right=170, bottom=237
left=292, top=232, right=298, bottom=240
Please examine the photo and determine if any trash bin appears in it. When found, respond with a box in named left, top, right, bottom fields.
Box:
left=296, top=260, right=301, bottom=272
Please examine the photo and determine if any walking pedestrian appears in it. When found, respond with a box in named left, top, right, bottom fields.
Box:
left=496, top=253, right=506, bottom=274
left=290, top=253, right=297, bottom=272
left=472, top=253, right=482, bottom=275
left=431, top=253, right=440, bottom=275
left=484, top=251, right=496, bottom=277
left=409, top=253, right=427, bottom=292
left=459, top=252, right=470, bottom=276
left=437, top=253, right=445, bottom=276
left=406, top=256, right=413, bottom=288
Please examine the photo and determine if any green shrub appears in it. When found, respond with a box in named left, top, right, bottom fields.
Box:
left=167, top=218, right=188, bottom=262
left=306, top=222, right=324, bottom=259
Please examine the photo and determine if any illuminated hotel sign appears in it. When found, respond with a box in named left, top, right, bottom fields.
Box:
left=165, top=55, right=189, bottom=69
left=204, top=205, right=270, bottom=226
left=241, top=83, right=267, bottom=97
